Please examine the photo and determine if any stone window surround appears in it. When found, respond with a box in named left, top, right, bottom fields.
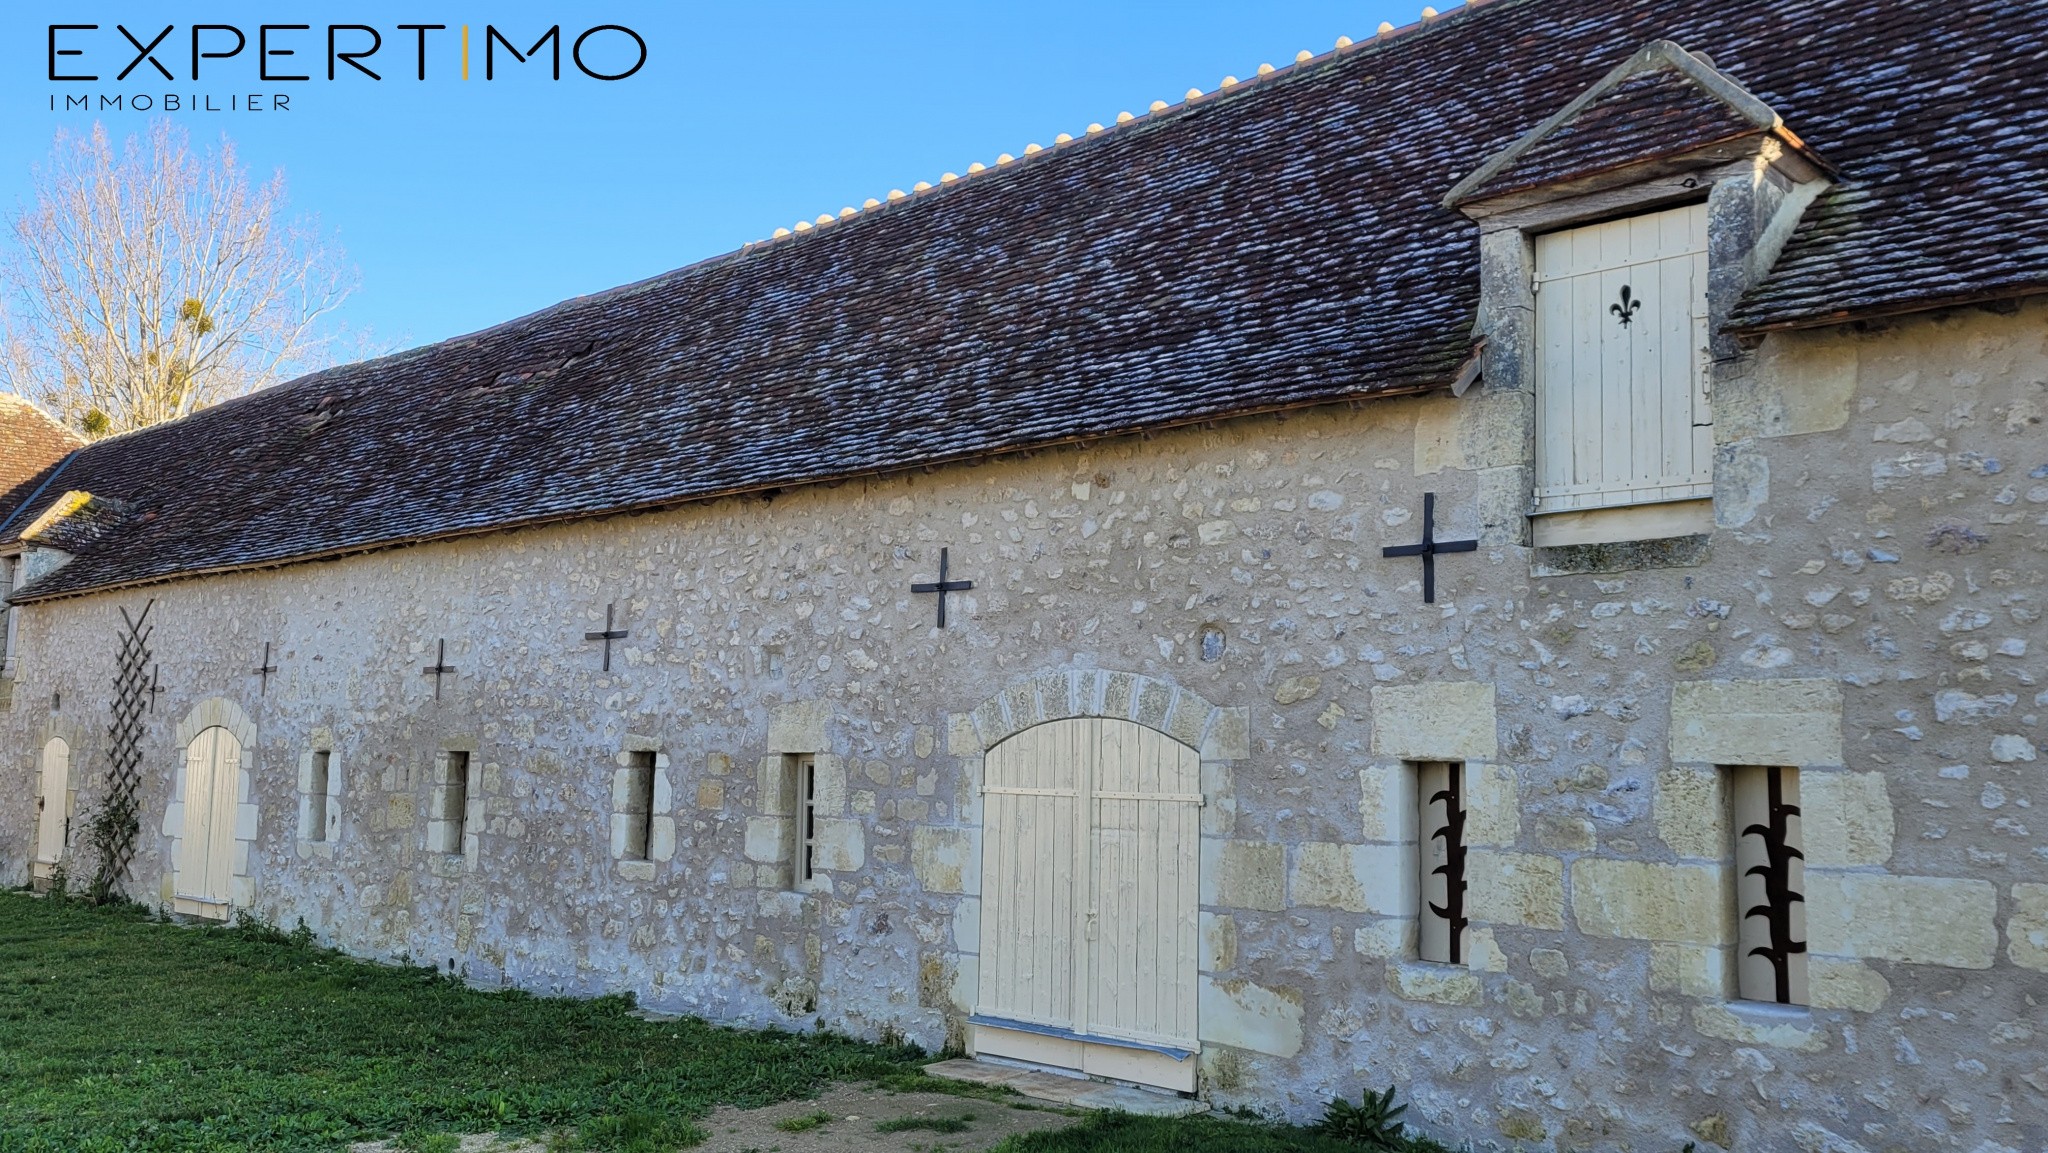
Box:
left=426, top=743, right=482, bottom=876
left=295, top=726, right=343, bottom=860
left=1354, top=682, right=1521, bottom=1006
left=747, top=703, right=855, bottom=894
left=1656, top=677, right=2000, bottom=1044
left=930, top=669, right=1254, bottom=1065
left=162, top=697, right=260, bottom=919
left=609, top=734, right=675, bottom=882
left=1456, top=107, right=1831, bottom=555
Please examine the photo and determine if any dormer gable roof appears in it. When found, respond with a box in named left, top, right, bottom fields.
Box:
left=1447, top=40, right=1829, bottom=209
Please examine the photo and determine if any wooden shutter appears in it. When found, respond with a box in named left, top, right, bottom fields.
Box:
left=1533, top=202, right=1711, bottom=514
left=977, top=717, right=1200, bottom=1092
left=35, top=738, right=69, bottom=864
left=176, top=729, right=218, bottom=899
left=1087, top=722, right=1200, bottom=1050
left=178, top=726, right=241, bottom=906
left=980, top=722, right=1080, bottom=1029
left=204, top=729, right=242, bottom=904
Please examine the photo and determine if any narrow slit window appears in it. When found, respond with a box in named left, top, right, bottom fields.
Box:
left=436, top=751, right=472, bottom=855
left=796, top=754, right=818, bottom=885
left=304, top=751, right=331, bottom=842
left=623, top=750, right=655, bottom=861
left=1417, top=761, right=1468, bottom=966
left=1733, top=765, right=1808, bottom=1005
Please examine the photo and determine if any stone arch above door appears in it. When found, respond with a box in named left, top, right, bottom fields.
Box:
left=174, top=696, right=256, bottom=754
left=960, top=669, right=1244, bottom=761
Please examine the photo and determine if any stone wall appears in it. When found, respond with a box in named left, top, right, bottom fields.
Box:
left=3, top=299, right=2044, bottom=1151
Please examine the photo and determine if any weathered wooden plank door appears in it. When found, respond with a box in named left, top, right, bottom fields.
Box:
left=976, top=717, right=1201, bottom=1092
left=1533, top=200, right=1711, bottom=515
left=177, top=726, right=241, bottom=909
left=34, top=738, right=69, bottom=866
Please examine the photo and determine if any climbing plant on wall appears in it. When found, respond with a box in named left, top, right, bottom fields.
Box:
left=81, top=600, right=152, bottom=904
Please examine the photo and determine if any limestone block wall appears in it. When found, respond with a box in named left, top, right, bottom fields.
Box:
left=1, top=299, right=2044, bottom=1150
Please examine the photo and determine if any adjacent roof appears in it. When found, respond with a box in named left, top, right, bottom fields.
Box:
left=1446, top=40, right=1822, bottom=206
left=8, top=0, right=2048, bottom=601
left=0, top=394, right=82, bottom=541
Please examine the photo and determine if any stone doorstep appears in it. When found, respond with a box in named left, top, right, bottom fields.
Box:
left=923, top=1058, right=1208, bottom=1118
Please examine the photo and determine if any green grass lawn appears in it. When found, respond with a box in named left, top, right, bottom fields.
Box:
left=0, top=892, right=1436, bottom=1153
left=0, top=892, right=920, bottom=1152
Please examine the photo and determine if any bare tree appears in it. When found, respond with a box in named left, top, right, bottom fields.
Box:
left=0, top=121, right=355, bottom=438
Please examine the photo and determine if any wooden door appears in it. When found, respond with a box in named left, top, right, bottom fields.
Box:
left=35, top=738, right=69, bottom=865
left=177, top=726, right=240, bottom=909
left=1533, top=201, right=1711, bottom=515
left=976, top=717, right=1201, bottom=1092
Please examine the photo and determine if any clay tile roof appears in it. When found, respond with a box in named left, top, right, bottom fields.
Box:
left=1449, top=43, right=1799, bottom=205
left=0, top=395, right=83, bottom=542
left=7, top=0, right=2048, bottom=600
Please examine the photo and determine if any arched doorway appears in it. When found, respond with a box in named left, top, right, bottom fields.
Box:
left=975, top=716, right=1201, bottom=1092
left=176, top=725, right=242, bottom=914
left=34, top=737, right=70, bottom=871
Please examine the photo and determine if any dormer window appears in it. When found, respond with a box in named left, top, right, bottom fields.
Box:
left=1530, top=201, right=1713, bottom=543
left=1447, top=40, right=1833, bottom=554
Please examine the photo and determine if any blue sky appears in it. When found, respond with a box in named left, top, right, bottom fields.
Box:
left=0, top=2, right=1420, bottom=354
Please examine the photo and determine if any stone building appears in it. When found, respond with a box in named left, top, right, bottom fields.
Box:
left=3, top=2, right=2046, bottom=1148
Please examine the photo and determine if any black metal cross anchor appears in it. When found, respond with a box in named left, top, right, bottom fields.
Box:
left=422, top=639, right=456, bottom=699
left=585, top=603, right=629, bottom=672
left=1381, top=492, right=1478, bottom=604
left=147, top=664, right=167, bottom=712
left=911, top=547, right=975, bottom=629
left=252, top=643, right=279, bottom=694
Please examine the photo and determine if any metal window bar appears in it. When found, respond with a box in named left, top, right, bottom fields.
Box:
left=798, top=755, right=817, bottom=883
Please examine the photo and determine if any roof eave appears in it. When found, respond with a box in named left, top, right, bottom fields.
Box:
left=7, top=373, right=1463, bottom=605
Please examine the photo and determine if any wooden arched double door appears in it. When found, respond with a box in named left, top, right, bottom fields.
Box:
left=176, top=725, right=242, bottom=913
left=974, top=717, right=1201, bottom=1092
left=34, top=738, right=69, bottom=871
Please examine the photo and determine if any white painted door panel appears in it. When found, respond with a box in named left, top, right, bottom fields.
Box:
left=177, top=726, right=241, bottom=906
left=35, top=738, right=69, bottom=864
left=1534, top=202, right=1711, bottom=515
left=977, top=717, right=1200, bottom=1093
left=176, top=730, right=216, bottom=895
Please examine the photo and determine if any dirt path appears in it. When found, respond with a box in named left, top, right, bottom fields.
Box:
left=348, top=1082, right=1081, bottom=1153
left=695, top=1083, right=1079, bottom=1153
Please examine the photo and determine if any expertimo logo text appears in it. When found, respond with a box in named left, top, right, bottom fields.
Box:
left=47, top=23, right=648, bottom=84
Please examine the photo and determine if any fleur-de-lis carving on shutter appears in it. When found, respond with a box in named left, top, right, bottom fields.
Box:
left=1533, top=201, right=1712, bottom=515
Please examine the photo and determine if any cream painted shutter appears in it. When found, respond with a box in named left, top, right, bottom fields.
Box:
left=177, top=729, right=216, bottom=897
left=1534, top=201, right=1711, bottom=514
left=203, top=729, right=242, bottom=904
left=979, top=722, right=1079, bottom=1028
left=1086, top=722, right=1200, bottom=1050
left=35, top=738, right=69, bottom=864
left=177, top=726, right=241, bottom=905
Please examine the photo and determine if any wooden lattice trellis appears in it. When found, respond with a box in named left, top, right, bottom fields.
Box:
left=84, top=600, right=153, bottom=903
